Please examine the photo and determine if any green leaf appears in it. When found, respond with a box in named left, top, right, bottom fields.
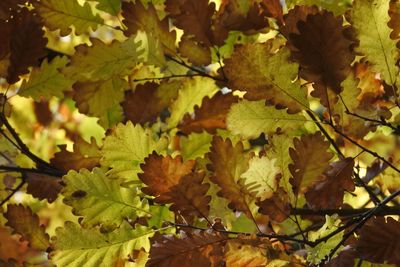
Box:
left=19, top=56, right=73, bottom=100
left=50, top=221, right=151, bottom=267
left=241, top=156, right=280, bottom=201
left=93, top=0, right=121, bottom=16
left=64, top=37, right=144, bottom=82
left=307, top=215, right=343, bottom=264
left=180, top=132, right=212, bottom=160
left=62, top=168, right=149, bottom=228
left=352, top=0, right=399, bottom=86
left=227, top=100, right=306, bottom=139
left=33, top=0, right=104, bottom=36
left=100, top=121, right=168, bottom=180
left=167, top=77, right=219, bottom=129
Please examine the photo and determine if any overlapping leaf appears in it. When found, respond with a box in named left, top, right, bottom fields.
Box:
left=26, top=173, right=63, bottom=203
left=101, top=121, right=168, bottom=179
left=4, top=204, right=49, bottom=250
left=50, top=222, right=151, bottom=267
left=63, top=168, right=149, bottom=228
left=93, top=0, right=121, bottom=16
left=289, top=132, right=334, bottom=195
left=33, top=0, right=103, bottom=36
left=180, top=132, right=212, bottom=160
left=224, top=43, right=308, bottom=113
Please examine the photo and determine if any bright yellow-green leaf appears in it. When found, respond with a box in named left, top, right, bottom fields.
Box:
left=180, top=131, right=212, bottom=160
left=93, top=0, right=121, bottom=15
left=352, top=0, right=399, bottom=86
left=167, top=77, right=218, bottom=129
left=50, top=221, right=151, bottom=267
left=307, top=215, right=343, bottom=264
left=100, top=121, right=168, bottom=179
left=33, top=0, right=104, bottom=36
left=19, top=56, right=74, bottom=100
left=241, top=156, right=280, bottom=201
left=63, top=168, right=149, bottom=228
left=227, top=100, right=306, bottom=139
left=64, top=37, right=144, bottom=82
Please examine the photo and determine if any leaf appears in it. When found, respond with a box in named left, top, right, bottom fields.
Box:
left=0, top=0, right=25, bottom=20
left=64, top=37, right=144, bottom=82
left=167, top=77, right=218, bottom=128
left=33, top=0, right=104, bottom=36
left=241, top=156, right=280, bottom=201
left=72, top=77, right=127, bottom=122
left=4, top=204, right=49, bottom=250
left=224, top=43, right=309, bottom=113
left=352, top=0, right=400, bottom=86
left=50, top=221, right=151, bottom=267
left=224, top=237, right=274, bottom=266
left=167, top=0, right=216, bottom=47
left=179, top=92, right=239, bottom=134
left=147, top=231, right=226, bottom=267
left=256, top=188, right=291, bottom=222
left=122, top=1, right=176, bottom=55
left=307, top=215, right=343, bottom=264
left=289, top=132, right=334, bottom=195
left=178, top=36, right=211, bottom=66
left=139, top=153, right=211, bottom=218
left=306, top=158, right=355, bottom=209
left=19, top=56, right=73, bottom=100
left=227, top=99, right=307, bottom=139
left=280, top=5, right=319, bottom=39
left=50, top=137, right=101, bottom=172
left=207, top=136, right=256, bottom=219
left=26, top=173, right=63, bottom=203
left=100, top=121, right=168, bottom=179
left=356, top=217, right=400, bottom=265
left=6, top=8, right=47, bottom=84
left=122, top=81, right=179, bottom=125
left=63, top=168, right=149, bottom=228
left=180, top=131, right=212, bottom=160
left=287, top=11, right=355, bottom=107
left=93, top=0, right=121, bottom=16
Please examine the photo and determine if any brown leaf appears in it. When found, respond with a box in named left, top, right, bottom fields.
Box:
left=0, top=226, right=30, bottom=265
left=306, top=158, right=355, bottom=209
left=389, top=0, right=400, bottom=45
left=280, top=5, right=319, bottom=39
left=178, top=36, right=212, bottom=66
left=179, top=92, right=239, bottom=134
left=147, top=231, right=226, bottom=267
left=261, top=0, right=284, bottom=24
left=34, top=100, right=53, bottom=126
left=356, top=217, right=400, bottom=265
left=287, top=11, right=355, bottom=107
left=4, top=204, right=50, bottom=250
left=122, top=81, right=179, bottom=124
left=289, top=132, right=334, bottom=195
left=257, top=188, right=290, bottom=223
left=7, top=8, right=47, bottom=84
left=167, top=0, right=216, bottom=47
left=50, top=136, right=101, bottom=172
left=122, top=1, right=176, bottom=55
left=26, top=173, right=63, bottom=203
left=207, top=136, right=256, bottom=219
left=0, top=0, right=25, bottom=20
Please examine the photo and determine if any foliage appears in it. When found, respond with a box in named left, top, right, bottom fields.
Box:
left=1, top=0, right=400, bottom=266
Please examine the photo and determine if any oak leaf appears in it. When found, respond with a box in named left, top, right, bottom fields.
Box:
left=224, top=43, right=308, bottom=113
left=180, top=132, right=213, bottom=160
left=179, top=92, right=239, bottom=134
left=356, top=217, right=400, bottom=265
left=178, top=35, right=212, bottom=66
left=93, top=0, right=121, bottom=16
left=280, top=5, right=319, bottom=39
left=0, top=0, right=25, bottom=20
left=207, top=136, right=256, bottom=219
left=26, top=173, right=63, bottom=203
left=147, top=231, right=226, bottom=267
left=305, top=158, right=355, bottom=209
left=289, top=132, right=334, bottom=195
left=50, top=136, right=101, bottom=172
left=256, top=188, right=291, bottom=223
left=4, top=204, right=49, bottom=250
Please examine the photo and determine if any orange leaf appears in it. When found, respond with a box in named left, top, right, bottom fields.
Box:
left=289, top=132, right=333, bottom=195
left=207, top=136, right=256, bottom=219
left=179, top=92, right=239, bottom=134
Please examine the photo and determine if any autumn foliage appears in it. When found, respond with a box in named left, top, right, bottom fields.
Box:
left=1, top=0, right=400, bottom=266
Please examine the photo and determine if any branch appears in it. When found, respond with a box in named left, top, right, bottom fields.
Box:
left=291, top=206, right=400, bottom=217
left=0, top=174, right=26, bottom=206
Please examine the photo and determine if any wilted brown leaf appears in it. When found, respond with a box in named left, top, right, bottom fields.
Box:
left=256, top=188, right=290, bottom=222
left=306, top=158, right=355, bottom=209
left=179, top=92, right=239, bottom=134
left=148, top=231, right=226, bottom=267
left=50, top=136, right=101, bottom=172
left=4, top=204, right=49, bottom=250
left=26, top=173, right=63, bottom=203
left=280, top=5, right=319, bottom=38
left=261, top=0, right=284, bottom=24
left=289, top=132, right=334, bottom=195
left=356, top=217, right=400, bottom=265
left=207, top=136, right=256, bottom=219
left=34, top=100, right=53, bottom=126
